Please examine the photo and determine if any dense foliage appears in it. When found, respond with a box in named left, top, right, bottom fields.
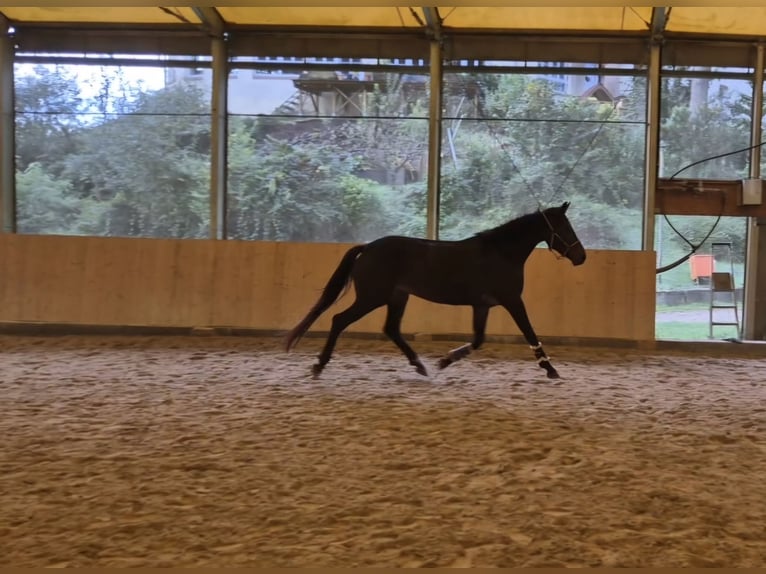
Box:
left=14, top=63, right=753, bottom=264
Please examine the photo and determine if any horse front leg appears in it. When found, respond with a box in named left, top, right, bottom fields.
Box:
left=502, top=298, right=560, bottom=379
left=438, top=305, right=489, bottom=370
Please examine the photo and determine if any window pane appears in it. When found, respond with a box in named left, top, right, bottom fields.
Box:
left=14, top=62, right=211, bottom=238
left=227, top=63, right=428, bottom=242
left=655, top=69, right=750, bottom=337
left=439, top=65, right=646, bottom=249
left=760, top=81, right=766, bottom=177
left=660, top=73, right=751, bottom=179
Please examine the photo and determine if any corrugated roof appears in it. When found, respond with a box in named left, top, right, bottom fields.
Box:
left=1, top=7, right=201, bottom=25
left=1, top=6, right=766, bottom=37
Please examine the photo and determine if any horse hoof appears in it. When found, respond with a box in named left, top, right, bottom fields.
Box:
left=547, top=370, right=560, bottom=379
left=437, top=358, right=451, bottom=370
left=414, top=362, right=429, bottom=377
left=311, top=364, right=323, bottom=379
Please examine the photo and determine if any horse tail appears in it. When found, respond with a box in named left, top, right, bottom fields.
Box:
left=285, top=244, right=366, bottom=352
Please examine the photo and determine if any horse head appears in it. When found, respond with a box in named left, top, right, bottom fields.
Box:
left=541, top=202, right=586, bottom=266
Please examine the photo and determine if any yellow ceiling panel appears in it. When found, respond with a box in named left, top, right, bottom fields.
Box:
left=437, top=7, right=653, bottom=31
left=217, top=7, right=423, bottom=27
left=666, top=7, right=766, bottom=36
left=0, top=7, right=200, bottom=25
left=3, top=6, right=766, bottom=38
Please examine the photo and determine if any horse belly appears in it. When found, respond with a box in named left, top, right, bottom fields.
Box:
left=365, top=238, right=500, bottom=306
left=399, top=271, right=491, bottom=306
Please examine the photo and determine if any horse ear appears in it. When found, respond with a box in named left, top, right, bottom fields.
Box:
left=561, top=201, right=570, bottom=212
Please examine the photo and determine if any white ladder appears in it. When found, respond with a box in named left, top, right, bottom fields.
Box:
left=708, top=241, right=741, bottom=340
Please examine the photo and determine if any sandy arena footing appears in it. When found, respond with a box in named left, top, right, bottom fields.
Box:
left=1, top=334, right=765, bottom=567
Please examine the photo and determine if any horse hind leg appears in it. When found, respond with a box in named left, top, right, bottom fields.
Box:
left=439, top=305, right=489, bottom=370
left=313, top=297, right=382, bottom=378
left=384, top=292, right=427, bottom=376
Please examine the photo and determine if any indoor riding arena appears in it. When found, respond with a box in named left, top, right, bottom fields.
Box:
left=2, top=7, right=766, bottom=568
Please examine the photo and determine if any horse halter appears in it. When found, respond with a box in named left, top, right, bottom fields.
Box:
left=539, top=209, right=581, bottom=260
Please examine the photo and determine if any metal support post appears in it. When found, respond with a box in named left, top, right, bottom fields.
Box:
left=426, top=39, right=443, bottom=240
left=643, top=42, right=662, bottom=251
left=0, top=14, right=15, bottom=233
left=209, top=36, right=228, bottom=239
left=743, top=43, right=765, bottom=339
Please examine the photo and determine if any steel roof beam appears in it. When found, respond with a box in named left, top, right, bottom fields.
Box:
left=650, top=7, right=668, bottom=42
left=192, top=7, right=226, bottom=38
left=422, top=7, right=442, bottom=42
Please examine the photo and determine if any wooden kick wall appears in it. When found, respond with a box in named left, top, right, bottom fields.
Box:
left=0, top=234, right=656, bottom=341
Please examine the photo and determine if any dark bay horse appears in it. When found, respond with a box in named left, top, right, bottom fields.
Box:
left=285, top=202, right=586, bottom=379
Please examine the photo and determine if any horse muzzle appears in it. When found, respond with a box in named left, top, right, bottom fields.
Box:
left=568, top=248, right=586, bottom=266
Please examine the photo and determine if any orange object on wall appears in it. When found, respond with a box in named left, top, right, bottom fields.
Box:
left=690, top=254, right=714, bottom=282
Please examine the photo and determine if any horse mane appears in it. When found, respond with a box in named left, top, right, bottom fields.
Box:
left=474, top=210, right=545, bottom=244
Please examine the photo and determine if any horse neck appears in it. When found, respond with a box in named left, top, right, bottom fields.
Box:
left=514, top=229, right=547, bottom=261
left=480, top=215, right=548, bottom=262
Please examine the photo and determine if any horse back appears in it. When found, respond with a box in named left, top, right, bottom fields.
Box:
left=354, top=235, right=522, bottom=305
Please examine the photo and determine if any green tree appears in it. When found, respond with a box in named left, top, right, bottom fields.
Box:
left=661, top=86, right=750, bottom=179
left=15, top=67, right=211, bottom=238
left=228, top=118, right=385, bottom=241
left=62, top=82, right=211, bottom=238
left=16, top=162, right=82, bottom=234
left=438, top=73, right=646, bottom=247
left=14, top=65, right=84, bottom=174
left=226, top=72, right=431, bottom=242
